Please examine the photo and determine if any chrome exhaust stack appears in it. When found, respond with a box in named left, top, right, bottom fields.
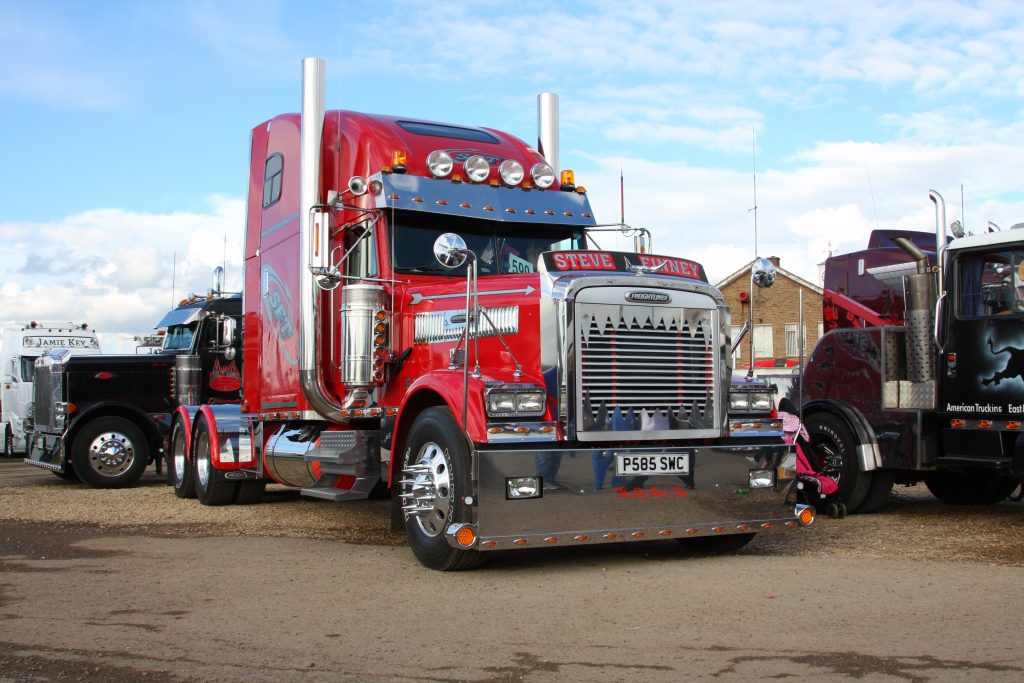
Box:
left=892, top=237, right=937, bottom=387
left=929, top=190, right=947, bottom=296
left=537, top=93, right=559, bottom=174
left=299, top=57, right=343, bottom=420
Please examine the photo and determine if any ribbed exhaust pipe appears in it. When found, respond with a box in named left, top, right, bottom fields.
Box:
left=299, top=57, right=342, bottom=420
left=537, top=93, right=559, bottom=174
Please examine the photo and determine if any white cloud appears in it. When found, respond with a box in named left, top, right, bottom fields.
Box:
left=0, top=196, right=244, bottom=336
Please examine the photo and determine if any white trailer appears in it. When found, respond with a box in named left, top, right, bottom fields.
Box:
left=1, top=321, right=101, bottom=456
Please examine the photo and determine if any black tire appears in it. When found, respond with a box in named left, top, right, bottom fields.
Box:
left=399, top=407, right=483, bottom=571
left=3, top=426, right=13, bottom=458
left=857, top=470, right=895, bottom=514
left=986, top=477, right=1021, bottom=504
left=70, top=417, right=150, bottom=488
left=804, top=412, right=872, bottom=513
left=678, top=533, right=756, bottom=554
left=169, top=420, right=196, bottom=499
left=234, top=480, right=266, bottom=505
left=925, top=471, right=1004, bottom=505
left=192, top=415, right=239, bottom=506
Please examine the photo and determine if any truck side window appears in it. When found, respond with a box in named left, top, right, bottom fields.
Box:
left=344, top=223, right=378, bottom=279
left=19, top=357, right=35, bottom=383
left=262, top=153, right=284, bottom=208
left=959, top=249, right=1024, bottom=317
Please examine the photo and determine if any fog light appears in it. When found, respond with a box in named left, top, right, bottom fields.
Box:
left=427, top=150, right=453, bottom=178
left=499, top=159, right=524, bottom=185
left=464, top=155, right=490, bottom=183
left=749, top=469, right=775, bottom=488
left=531, top=161, right=555, bottom=188
left=506, top=476, right=541, bottom=499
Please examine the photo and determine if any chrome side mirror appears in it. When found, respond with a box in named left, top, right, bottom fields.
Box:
left=213, top=315, right=238, bottom=358
left=751, top=257, right=777, bottom=288
left=434, top=233, right=469, bottom=269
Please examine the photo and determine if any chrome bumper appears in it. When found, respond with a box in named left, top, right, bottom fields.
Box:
left=24, top=430, right=69, bottom=473
left=464, top=443, right=806, bottom=550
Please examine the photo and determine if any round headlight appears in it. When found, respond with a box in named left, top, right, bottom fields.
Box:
left=427, top=150, right=453, bottom=178
left=499, top=159, right=525, bottom=186
left=530, top=161, right=555, bottom=189
left=464, top=155, right=490, bottom=183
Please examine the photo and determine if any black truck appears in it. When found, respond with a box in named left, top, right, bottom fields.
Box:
left=25, top=290, right=242, bottom=488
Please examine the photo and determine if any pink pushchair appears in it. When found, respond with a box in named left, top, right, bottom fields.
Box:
left=779, top=398, right=845, bottom=519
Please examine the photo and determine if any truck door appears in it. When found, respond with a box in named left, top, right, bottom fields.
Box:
left=197, top=318, right=242, bottom=405
left=943, top=245, right=1024, bottom=419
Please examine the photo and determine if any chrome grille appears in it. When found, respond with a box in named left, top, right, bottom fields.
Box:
left=575, top=302, right=717, bottom=440
left=32, top=358, right=60, bottom=430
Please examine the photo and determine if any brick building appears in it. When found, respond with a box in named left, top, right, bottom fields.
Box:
left=716, top=257, right=823, bottom=369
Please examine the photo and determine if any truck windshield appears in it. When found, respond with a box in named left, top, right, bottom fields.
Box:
left=162, top=324, right=196, bottom=352
left=390, top=212, right=587, bottom=276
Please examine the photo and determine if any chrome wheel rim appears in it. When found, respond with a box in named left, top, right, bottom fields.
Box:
left=87, top=431, right=135, bottom=475
left=196, top=432, right=210, bottom=488
left=173, top=431, right=187, bottom=485
left=400, top=442, right=451, bottom=538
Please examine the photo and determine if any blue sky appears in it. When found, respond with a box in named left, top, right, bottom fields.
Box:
left=2, top=0, right=1024, bottom=345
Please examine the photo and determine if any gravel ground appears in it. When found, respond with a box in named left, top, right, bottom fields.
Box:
left=2, top=458, right=1022, bottom=566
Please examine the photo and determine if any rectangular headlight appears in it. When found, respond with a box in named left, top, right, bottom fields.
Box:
left=515, top=391, right=545, bottom=414
left=750, top=392, right=773, bottom=411
left=729, top=393, right=750, bottom=411
left=486, top=385, right=546, bottom=417
left=487, top=392, right=516, bottom=414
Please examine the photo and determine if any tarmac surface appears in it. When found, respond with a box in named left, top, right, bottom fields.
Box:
left=1, top=458, right=1022, bottom=682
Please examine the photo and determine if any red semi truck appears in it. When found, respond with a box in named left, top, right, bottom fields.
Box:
left=798, top=191, right=1024, bottom=512
left=169, top=57, right=813, bottom=569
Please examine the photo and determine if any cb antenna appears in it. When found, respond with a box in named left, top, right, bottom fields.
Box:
left=749, top=125, right=758, bottom=256
left=620, top=165, right=625, bottom=225
left=865, top=165, right=879, bottom=228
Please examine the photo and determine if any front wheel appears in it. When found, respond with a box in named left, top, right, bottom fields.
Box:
left=71, top=417, right=150, bottom=488
left=192, top=415, right=239, bottom=506
left=3, top=426, right=13, bottom=458
left=399, top=407, right=483, bottom=571
left=804, top=412, right=872, bottom=513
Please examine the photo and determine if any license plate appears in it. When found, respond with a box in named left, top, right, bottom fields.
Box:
left=615, top=452, right=691, bottom=476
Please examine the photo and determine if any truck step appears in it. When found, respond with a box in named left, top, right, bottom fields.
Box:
left=301, top=474, right=378, bottom=501
left=935, top=455, right=1012, bottom=470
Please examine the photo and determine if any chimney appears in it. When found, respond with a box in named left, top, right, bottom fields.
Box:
left=768, top=256, right=780, bottom=267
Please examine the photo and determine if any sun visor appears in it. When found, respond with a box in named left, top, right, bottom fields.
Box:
left=154, top=304, right=204, bottom=329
